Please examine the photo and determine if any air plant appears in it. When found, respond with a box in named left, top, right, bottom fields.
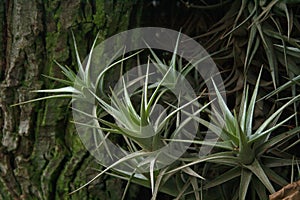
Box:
left=13, top=32, right=214, bottom=199
left=167, top=67, right=300, bottom=199
left=12, top=28, right=300, bottom=199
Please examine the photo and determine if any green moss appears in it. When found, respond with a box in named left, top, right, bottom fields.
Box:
left=83, top=1, right=93, bottom=22
left=0, top=179, right=13, bottom=200
left=93, top=1, right=106, bottom=29
left=41, top=99, right=68, bottom=126
left=24, top=0, right=141, bottom=199
left=56, top=21, right=62, bottom=32
left=41, top=141, right=66, bottom=199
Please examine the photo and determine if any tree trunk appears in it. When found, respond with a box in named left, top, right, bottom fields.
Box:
left=0, top=1, right=141, bottom=199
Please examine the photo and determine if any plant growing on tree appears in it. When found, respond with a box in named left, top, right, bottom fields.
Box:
left=14, top=32, right=300, bottom=200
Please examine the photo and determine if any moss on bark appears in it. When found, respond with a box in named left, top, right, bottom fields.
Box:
left=0, top=0, right=141, bottom=199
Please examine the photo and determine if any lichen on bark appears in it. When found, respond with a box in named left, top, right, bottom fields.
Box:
left=0, top=0, right=140, bottom=199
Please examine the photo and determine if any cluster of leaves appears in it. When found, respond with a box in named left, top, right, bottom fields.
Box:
left=17, top=31, right=300, bottom=200
left=167, top=68, right=300, bottom=199
left=15, top=32, right=209, bottom=198
left=174, top=0, right=300, bottom=199
left=15, top=0, right=300, bottom=198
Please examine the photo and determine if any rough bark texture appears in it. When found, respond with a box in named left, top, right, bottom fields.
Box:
left=0, top=1, right=140, bottom=199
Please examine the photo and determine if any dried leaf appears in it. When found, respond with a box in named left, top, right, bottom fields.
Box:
left=269, top=180, right=300, bottom=200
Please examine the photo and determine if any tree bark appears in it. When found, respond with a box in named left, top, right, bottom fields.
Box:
left=0, top=1, right=141, bottom=199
